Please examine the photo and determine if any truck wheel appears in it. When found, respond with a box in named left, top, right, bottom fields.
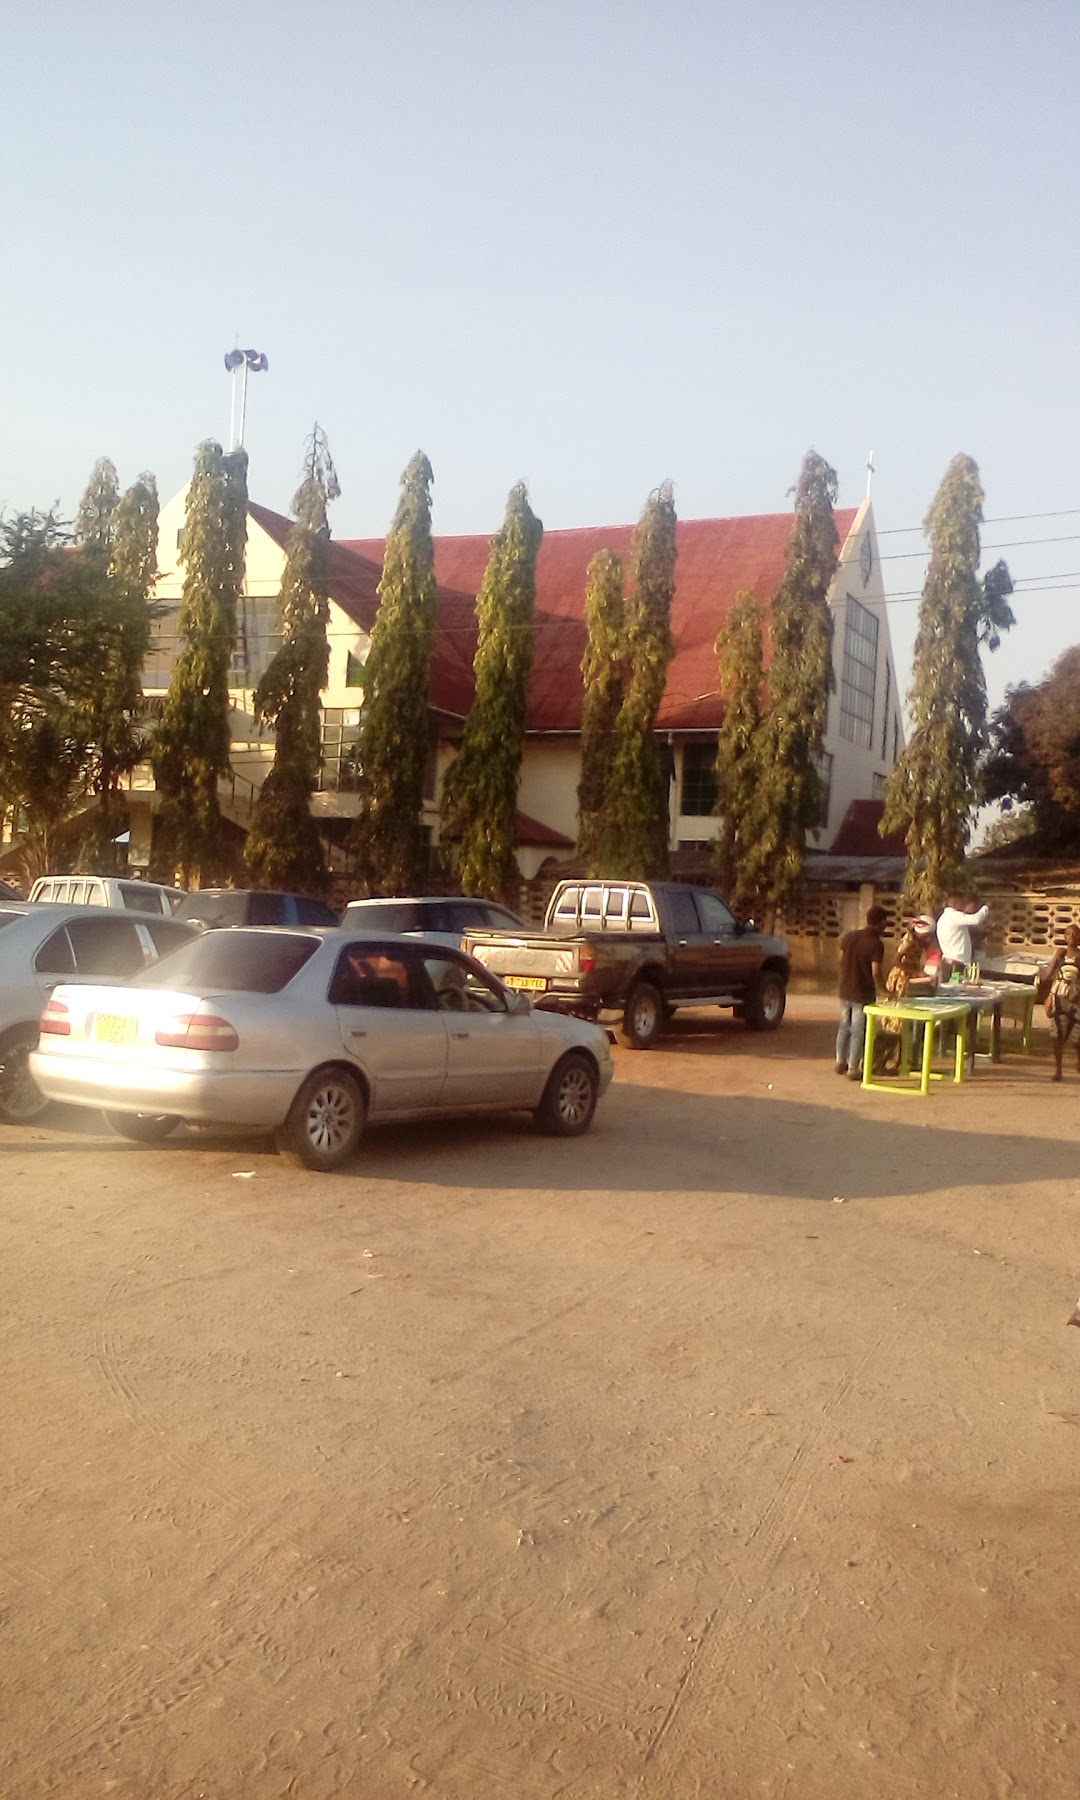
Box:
left=618, top=981, right=664, bottom=1050
left=744, top=971, right=787, bottom=1031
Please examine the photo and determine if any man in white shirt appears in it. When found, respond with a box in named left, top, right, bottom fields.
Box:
left=936, top=894, right=990, bottom=976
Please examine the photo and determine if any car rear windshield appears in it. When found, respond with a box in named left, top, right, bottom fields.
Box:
left=345, top=901, right=429, bottom=932
left=130, top=931, right=320, bottom=993
left=174, top=891, right=246, bottom=927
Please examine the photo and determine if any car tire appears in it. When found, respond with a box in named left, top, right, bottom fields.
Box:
left=276, top=1068, right=366, bottom=1172
left=535, top=1052, right=599, bottom=1137
left=102, top=1110, right=181, bottom=1144
left=743, top=971, right=787, bottom=1031
left=618, top=980, right=664, bottom=1050
left=0, top=1026, right=50, bottom=1124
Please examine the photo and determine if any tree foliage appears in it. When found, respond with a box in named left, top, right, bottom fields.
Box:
left=739, top=451, right=839, bottom=913
left=348, top=451, right=439, bottom=893
left=245, top=427, right=339, bottom=892
left=78, top=469, right=159, bottom=871
left=711, top=589, right=764, bottom=905
left=0, top=510, right=116, bottom=878
left=440, top=482, right=543, bottom=903
left=982, top=645, right=1080, bottom=853
left=601, top=482, right=678, bottom=879
left=151, top=441, right=248, bottom=886
left=577, top=548, right=626, bottom=874
left=882, top=453, right=1014, bottom=906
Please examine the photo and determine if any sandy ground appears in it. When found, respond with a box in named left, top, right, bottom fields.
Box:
left=3, top=993, right=1080, bottom=1800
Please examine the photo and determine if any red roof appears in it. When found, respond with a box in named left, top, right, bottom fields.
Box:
left=829, top=799, right=907, bottom=858
left=515, top=810, right=575, bottom=848
left=345, top=509, right=858, bottom=733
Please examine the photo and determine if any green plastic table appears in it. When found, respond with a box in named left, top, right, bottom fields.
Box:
left=861, top=999, right=970, bottom=1096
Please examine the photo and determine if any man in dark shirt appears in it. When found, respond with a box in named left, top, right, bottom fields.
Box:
left=835, top=905, right=888, bottom=1081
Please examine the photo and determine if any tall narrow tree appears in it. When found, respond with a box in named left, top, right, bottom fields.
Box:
left=440, top=482, right=543, bottom=902
left=740, top=450, right=840, bottom=913
left=882, top=453, right=1014, bottom=906
left=602, top=481, right=678, bottom=879
left=711, top=590, right=764, bottom=905
left=245, top=428, right=339, bottom=892
left=348, top=451, right=439, bottom=892
left=79, top=472, right=159, bottom=870
left=577, top=548, right=626, bottom=873
left=151, top=441, right=248, bottom=885
left=75, top=458, right=120, bottom=555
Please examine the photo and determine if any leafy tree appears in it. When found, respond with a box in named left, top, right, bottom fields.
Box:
left=602, top=481, right=678, bottom=879
left=739, top=451, right=840, bottom=914
left=882, top=453, right=1014, bottom=906
left=440, top=482, right=543, bottom=902
left=78, top=471, right=159, bottom=871
left=983, top=646, right=1080, bottom=853
left=75, top=457, right=120, bottom=555
left=348, top=451, right=439, bottom=893
left=151, top=440, right=248, bottom=886
left=577, top=548, right=626, bottom=873
left=711, top=590, right=764, bottom=905
left=0, top=510, right=114, bottom=878
left=245, top=427, right=340, bottom=892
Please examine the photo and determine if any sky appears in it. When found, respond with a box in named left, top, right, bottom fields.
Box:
left=3, top=0, right=1078, bottom=716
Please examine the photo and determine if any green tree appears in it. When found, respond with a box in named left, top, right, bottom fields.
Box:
left=245, top=428, right=340, bottom=892
left=711, top=590, right=764, bottom=905
left=79, top=472, right=159, bottom=871
left=602, top=481, right=678, bottom=878
left=982, top=647, right=1080, bottom=854
left=348, top=451, right=439, bottom=893
left=882, top=453, right=1014, bottom=906
left=577, top=548, right=626, bottom=873
left=0, top=510, right=113, bottom=877
left=151, top=440, right=248, bottom=886
left=440, top=482, right=543, bottom=902
left=740, top=450, right=840, bottom=913
left=75, top=457, right=120, bottom=555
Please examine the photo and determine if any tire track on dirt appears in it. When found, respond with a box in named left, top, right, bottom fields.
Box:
left=637, top=1274, right=934, bottom=1790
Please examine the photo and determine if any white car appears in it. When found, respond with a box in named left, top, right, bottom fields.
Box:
left=27, top=874, right=186, bottom=915
left=0, top=903, right=198, bottom=1122
left=29, top=928, right=615, bottom=1171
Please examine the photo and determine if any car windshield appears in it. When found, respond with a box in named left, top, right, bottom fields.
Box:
left=174, top=891, right=246, bottom=927
left=130, top=931, right=320, bottom=993
left=346, top=901, right=426, bottom=932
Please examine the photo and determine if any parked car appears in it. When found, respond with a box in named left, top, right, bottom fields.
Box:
left=174, top=889, right=340, bottom=930
left=29, top=928, right=614, bottom=1171
left=27, top=874, right=186, bottom=915
left=340, top=894, right=525, bottom=950
left=463, top=878, right=790, bottom=1047
left=0, top=904, right=198, bottom=1123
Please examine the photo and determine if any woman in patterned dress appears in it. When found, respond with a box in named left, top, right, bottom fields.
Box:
left=1046, top=924, right=1080, bottom=1082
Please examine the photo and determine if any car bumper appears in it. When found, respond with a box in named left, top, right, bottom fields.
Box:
left=28, top=1051, right=304, bottom=1128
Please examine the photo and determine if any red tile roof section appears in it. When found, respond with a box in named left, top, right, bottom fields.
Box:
left=828, top=799, right=907, bottom=858
left=345, top=509, right=858, bottom=733
left=515, top=810, right=575, bottom=848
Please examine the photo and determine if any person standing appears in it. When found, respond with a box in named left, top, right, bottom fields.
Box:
left=1045, top=924, right=1080, bottom=1083
left=836, top=905, right=888, bottom=1081
left=936, top=893, right=990, bottom=981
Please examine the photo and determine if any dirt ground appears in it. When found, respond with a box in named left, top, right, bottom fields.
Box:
left=4, top=993, right=1080, bottom=1800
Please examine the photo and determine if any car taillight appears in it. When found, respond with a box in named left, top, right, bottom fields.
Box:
left=578, top=948, right=595, bottom=974
left=40, top=998, right=71, bottom=1036
left=155, top=1013, right=239, bottom=1052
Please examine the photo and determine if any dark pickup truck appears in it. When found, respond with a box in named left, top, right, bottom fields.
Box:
left=463, top=878, right=790, bottom=1048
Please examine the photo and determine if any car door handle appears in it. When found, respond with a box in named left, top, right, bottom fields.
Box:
left=348, top=1028, right=367, bottom=1039
left=452, top=1030, right=469, bottom=1039
left=677, top=939, right=688, bottom=946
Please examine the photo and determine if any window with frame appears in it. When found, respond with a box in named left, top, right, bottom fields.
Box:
left=231, top=597, right=282, bottom=688
left=872, top=771, right=887, bottom=799
left=680, top=740, right=719, bottom=817
left=320, top=707, right=362, bottom=791
left=839, top=596, right=879, bottom=748
left=881, top=660, right=892, bottom=760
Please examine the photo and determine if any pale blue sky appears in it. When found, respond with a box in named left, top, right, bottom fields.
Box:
left=3, top=1, right=1077, bottom=712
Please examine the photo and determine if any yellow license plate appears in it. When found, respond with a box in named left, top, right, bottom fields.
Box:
left=94, top=1013, right=138, bottom=1046
left=504, top=974, right=548, bottom=992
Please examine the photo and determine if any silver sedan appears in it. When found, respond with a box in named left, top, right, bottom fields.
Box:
left=29, top=928, right=615, bottom=1171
